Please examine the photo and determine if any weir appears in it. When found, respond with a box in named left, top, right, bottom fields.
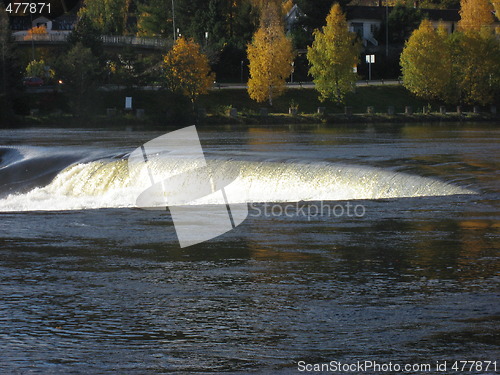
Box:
left=0, top=152, right=475, bottom=212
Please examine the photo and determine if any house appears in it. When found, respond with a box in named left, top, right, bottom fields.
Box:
left=10, top=14, right=77, bottom=39
left=31, top=16, right=53, bottom=30
left=346, top=6, right=462, bottom=46
left=346, top=6, right=384, bottom=46
left=285, top=4, right=305, bottom=34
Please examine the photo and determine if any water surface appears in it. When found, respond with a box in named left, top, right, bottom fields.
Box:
left=0, top=123, right=498, bottom=373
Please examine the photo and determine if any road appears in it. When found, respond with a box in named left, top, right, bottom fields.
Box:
left=25, top=80, right=402, bottom=93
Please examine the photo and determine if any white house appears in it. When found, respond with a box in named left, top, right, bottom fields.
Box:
left=346, top=6, right=464, bottom=46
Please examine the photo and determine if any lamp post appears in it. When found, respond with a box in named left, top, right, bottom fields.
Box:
left=290, top=61, right=295, bottom=83
left=366, top=54, right=375, bottom=81
left=240, top=60, right=244, bottom=83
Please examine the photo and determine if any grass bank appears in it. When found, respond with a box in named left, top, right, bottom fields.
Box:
left=3, top=85, right=498, bottom=128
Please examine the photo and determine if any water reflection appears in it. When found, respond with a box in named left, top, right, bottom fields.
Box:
left=0, top=125, right=498, bottom=373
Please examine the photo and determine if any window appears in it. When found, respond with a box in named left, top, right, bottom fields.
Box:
left=351, top=22, right=364, bottom=38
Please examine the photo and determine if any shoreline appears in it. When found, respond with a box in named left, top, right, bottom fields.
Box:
left=4, top=111, right=498, bottom=129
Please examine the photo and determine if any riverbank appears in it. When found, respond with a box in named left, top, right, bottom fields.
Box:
left=2, top=85, right=498, bottom=128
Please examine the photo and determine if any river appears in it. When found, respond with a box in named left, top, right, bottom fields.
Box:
left=0, top=123, right=498, bottom=373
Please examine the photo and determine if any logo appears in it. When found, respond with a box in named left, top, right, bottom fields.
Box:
left=128, top=126, right=248, bottom=248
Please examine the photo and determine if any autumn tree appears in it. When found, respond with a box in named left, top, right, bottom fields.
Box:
left=458, top=0, right=495, bottom=31
left=307, top=3, right=360, bottom=104
left=400, top=20, right=457, bottom=103
left=247, top=2, right=294, bottom=105
left=454, top=30, right=500, bottom=104
left=163, top=37, right=215, bottom=104
left=492, top=1, right=500, bottom=16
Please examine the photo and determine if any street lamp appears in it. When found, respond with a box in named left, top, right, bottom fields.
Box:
left=290, top=61, right=295, bottom=83
left=240, top=60, right=244, bottom=83
left=366, top=54, right=375, bottom=81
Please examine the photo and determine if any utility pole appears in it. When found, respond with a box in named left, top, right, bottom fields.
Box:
left=30, top=14, right=35, bottom=60
left=60, top=0, right=68, bottom=13
left=385, top=0, right=389, bottom=57
left=171, top=0, right=176, bottom=42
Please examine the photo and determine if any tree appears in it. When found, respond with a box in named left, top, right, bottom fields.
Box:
left=454, top=29, right=500, bottom=105
left=163, top=37, right=215, bottom=104
left=79, top=0, right=131, bottom=35
left=247, top=2, right=294, bottom=105
left=136, top=0, right=172, bottom=38
left=458, top=0, right=495, bottom=31
left=307, top=3, right=360, bottom=104
left=25, top=59, right=55, bottom=80
left=0, top=3, right=12, bottom=95
left=387, top=3, right=423, bottom=43
left=400, top=20, right=456, bottom=103
left=56, top=43, right=100, bottom=114
left=67, top=13, right=104, bottom=57
left=295, top=0, right=341, bottom=30
left=492, top=0, right=500, bottom=15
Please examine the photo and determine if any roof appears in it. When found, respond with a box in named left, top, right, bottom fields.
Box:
left=346, top=6, right=460, bottom=22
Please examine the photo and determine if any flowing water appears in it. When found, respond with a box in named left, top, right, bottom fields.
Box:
left=0, top=124, right=498, bottom=373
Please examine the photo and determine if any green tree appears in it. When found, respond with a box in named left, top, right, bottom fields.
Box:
left=387, top=3, right=423, bottom=43
left=0, top=3, right=12, bottom=95
left=247, top=2, right=294, bottom=105
left=163, top=37, right=215, bottom=104
left=79, top=0, right=131, bottom=35
left=400, top=20, right=456, bottom=103
left=136, top=0, right=172, bottom=38
left=295, top=0, right=343, bottom=30
left=307, top=3, right=360, bottom=104
left=67, top=13, right=104, bottom=57
left=25, top=59, right=55, bottom=80
left=454, top=29, right=500, bottom=105
left=57, top=43, right=100, bottom=114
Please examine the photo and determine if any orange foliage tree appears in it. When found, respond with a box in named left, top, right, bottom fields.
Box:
left=163, top=37, right=215, bottom=104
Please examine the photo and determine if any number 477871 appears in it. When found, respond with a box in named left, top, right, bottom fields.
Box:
left=5, top=3, right=51, bottom=15
left=452, top=361, right=497, bottom=372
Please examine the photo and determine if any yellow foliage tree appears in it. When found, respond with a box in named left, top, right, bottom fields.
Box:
left=307, top=4, right=360, bottom=104
left=282, top=0, right=294, bottom=15
left=492, top=1, right=500, bottom=15
left=400, top=20, right=456, bottom=103
left=459, top=0, right=495, bottom=31
left=247, top=2, right=294, bottom=105
left=455, top=29, right=500, bottom=105
left=163, top=37, right=215, bottom=104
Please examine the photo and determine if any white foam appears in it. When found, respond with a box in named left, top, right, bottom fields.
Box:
left=0, top=159, right=475, bottom=212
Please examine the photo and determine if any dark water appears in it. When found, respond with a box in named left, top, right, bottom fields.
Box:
left=0, top=124, right=498, bottom=374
